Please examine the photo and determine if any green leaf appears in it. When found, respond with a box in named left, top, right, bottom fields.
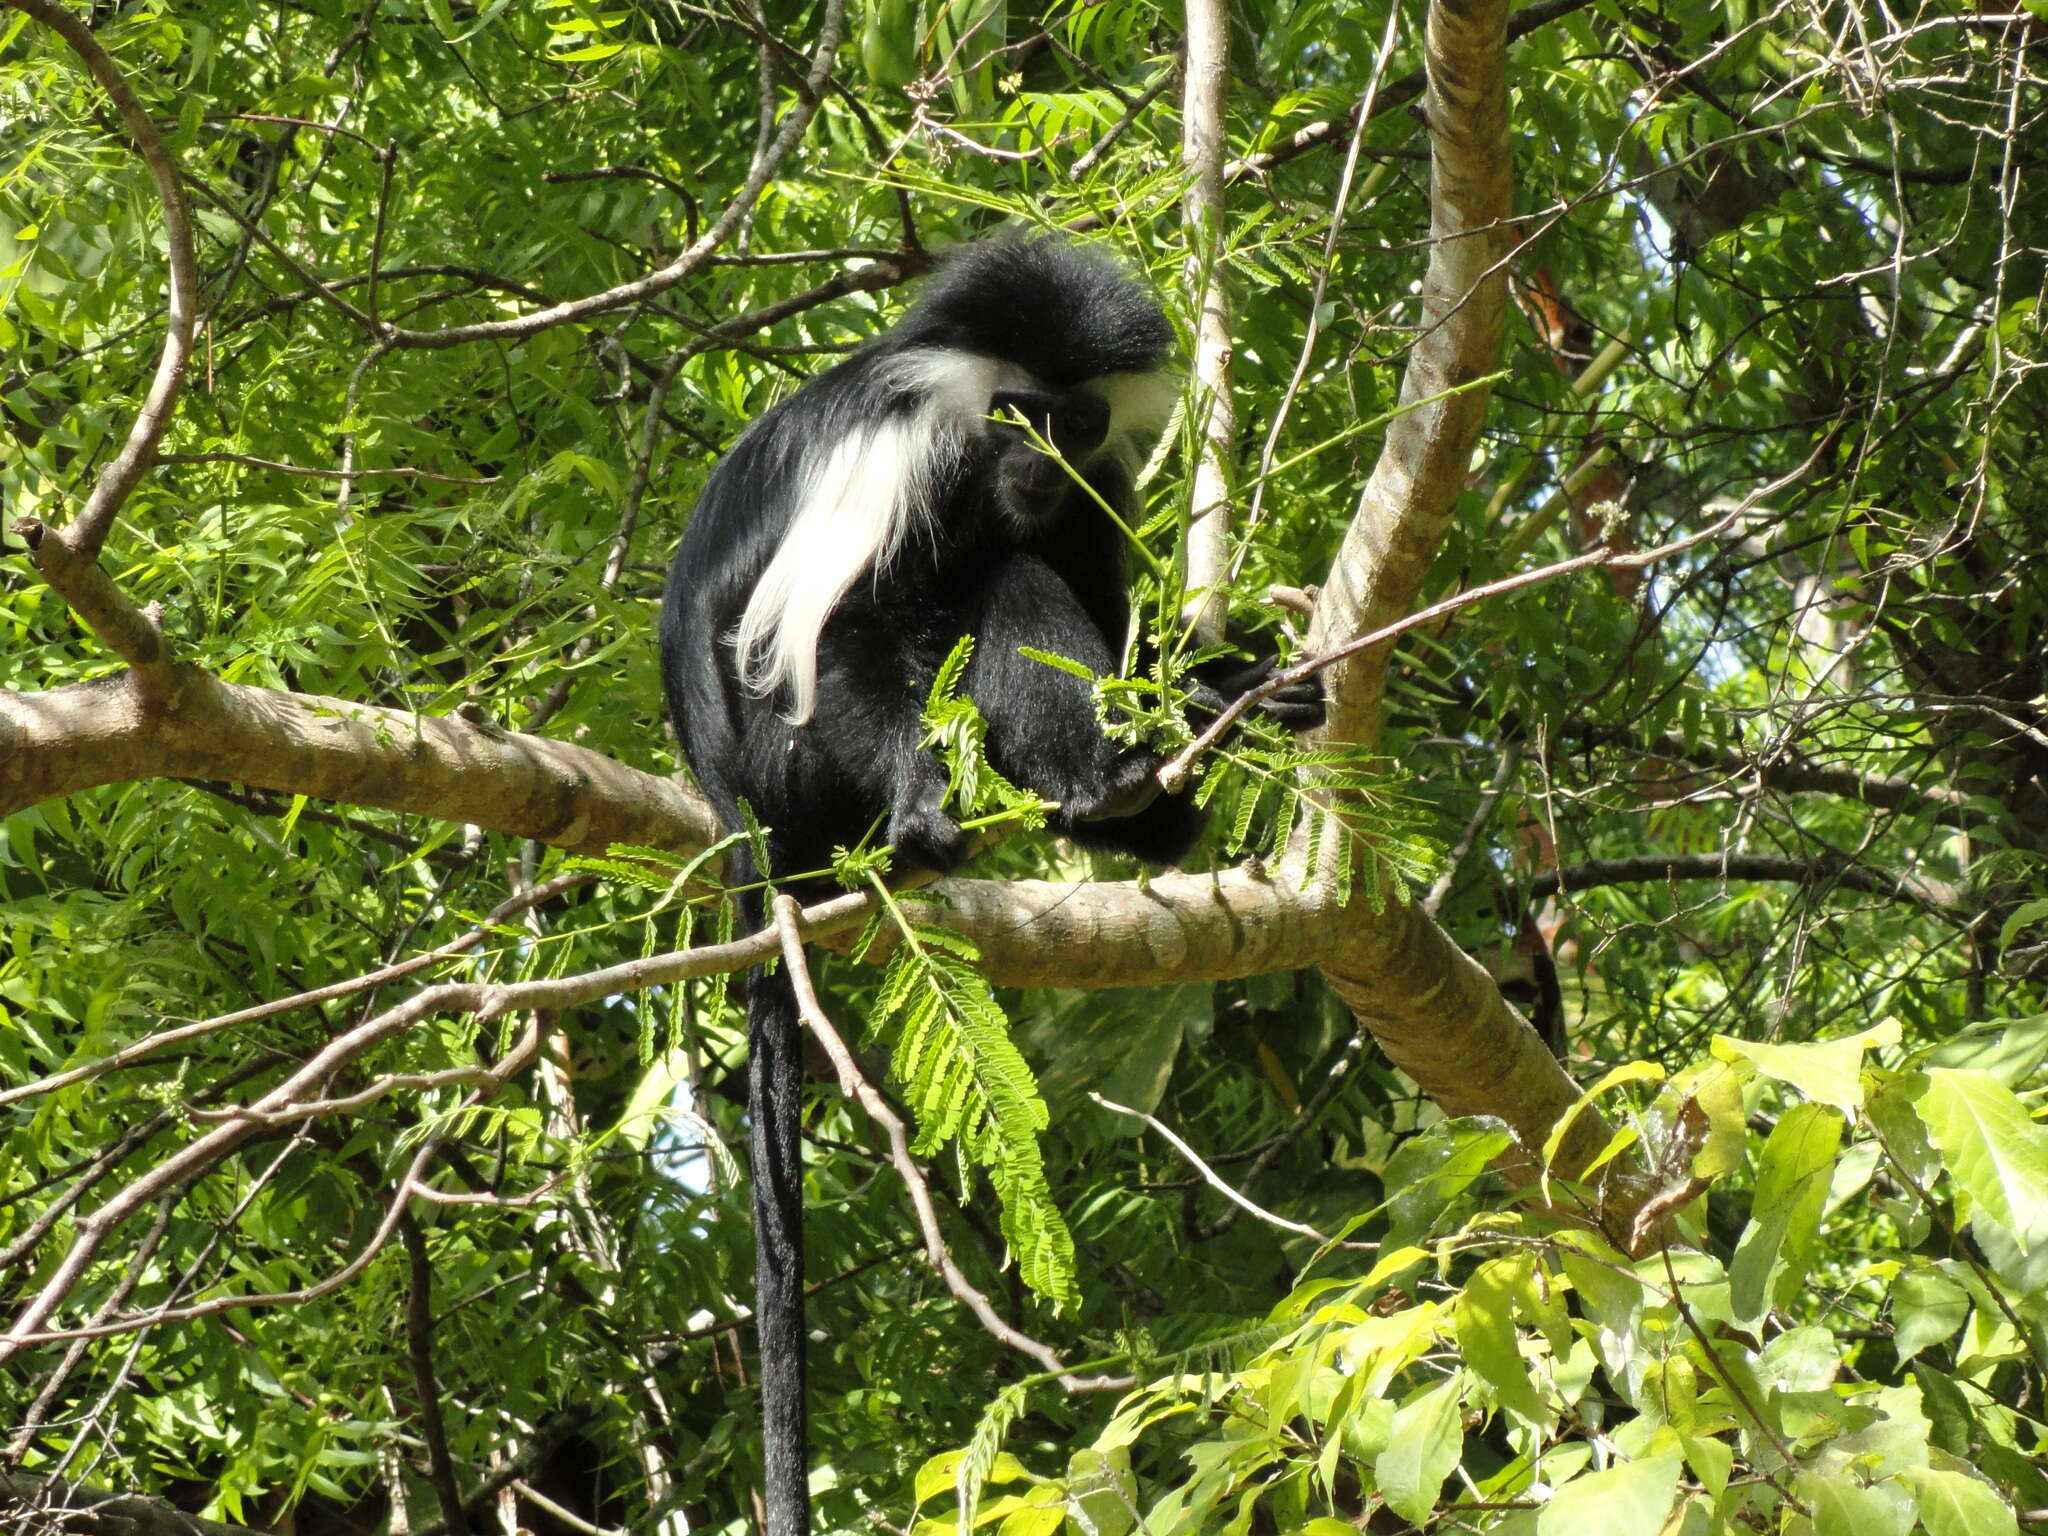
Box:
left=1535, top=1452, right=1681, bottom=1536
left=1711, top=1018, right=1898, bottom=1114
left=1377, top=1377, right=1462, bottom=1527
left=1064, top=1446, right=1135, bottom=1536
left=1928, top=1013, right=2048, bottom=1091
left=1729, top=1102, right=1843, bottom=1324
left=1796, top=1469, right=1913, bottom=1536
left=1454, top=1255, right=1548, bottom=1427
left=1900, top=1464, right=2018, bottom=1536
left=1889, top=1263, right=1970, bottom=1364
left=1015, top=646, right=1095, bottom=680
left=1915, top=1068, right=2048, bottom=1252
left=1381, top=1117, right=1514, bottom=1251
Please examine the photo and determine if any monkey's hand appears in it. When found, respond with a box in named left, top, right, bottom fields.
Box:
left=887, top=800, right=970, bottom=874
left=1068, top=752, right=1166, bottom=823
left=1187, top=654, right=1327, bottom=733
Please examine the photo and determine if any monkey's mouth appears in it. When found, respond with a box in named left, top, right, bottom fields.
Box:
left=996, top=454, right=1074, bottom=527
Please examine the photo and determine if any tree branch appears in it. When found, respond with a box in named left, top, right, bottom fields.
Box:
left=1532, top=853, right=1959, bottom=912
left=1303, top=0, right=1515, bottom=747
left=4, top=0, right=197, bottom=559
left=0, top=668, right=720, bottom=855
left=1178, top=0, right=1234, bottom=643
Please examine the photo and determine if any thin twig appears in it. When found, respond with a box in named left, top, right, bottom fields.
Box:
left=1190, top=1028, right=1369, bottom=1240
left=0, top=873, right=592, bottom=1109
left=1162, top=468, right=1827, bottom=793
left=157, top=453, right=500, bottom=485
left=770, top=897, right=1130, bottom=1393
left=1068, top=60, right=1178, bottom=180
left=1090, top=1094, right=1329, bottom=1242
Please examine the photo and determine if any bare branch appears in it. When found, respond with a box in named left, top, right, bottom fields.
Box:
left=401, top=1214, right=473, bottom=1536
left=1178, top=0, right=1234, bottom=643
left=1303, top=0, right=1516, bottom=748
left=1164, top=504, right=1753, bottom=792
left=1531, top=853, right=1959, bottom=913
left=1089, top=1093, right=1333, bottom=1243
left=0, top=669, right=720, bottom=854
left=6, top=520, right=169, bottom=682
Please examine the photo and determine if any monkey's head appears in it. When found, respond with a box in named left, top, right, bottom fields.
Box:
left=899, top=236, right=1174, bottom=386
left=986, top=387, right=1112, bottom=528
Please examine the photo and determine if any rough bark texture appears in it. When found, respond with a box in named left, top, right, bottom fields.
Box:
left=1294, top=0, right=1616, bottom=1183
left=1305, top=0, right=1513, bottom=749
left=0, top=666, right=720, bottom=858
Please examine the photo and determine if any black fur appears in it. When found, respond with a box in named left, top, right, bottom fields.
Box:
left=659, top=238, right=1315, bottom=1533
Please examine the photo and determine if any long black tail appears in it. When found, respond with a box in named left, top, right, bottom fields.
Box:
left=744, top=888, right=810, bottom=1536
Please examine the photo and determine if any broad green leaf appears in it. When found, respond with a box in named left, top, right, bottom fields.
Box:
left=1916, top=1068, right=2048, bottom=1252
left=1900, top=1464, right=2018, bottom=1536
left=1536, top=1452, right=1681, bottom=1536
left=1455, top=1255, right=1548, bottom=1427
left=1678, top=1432, right=1730, bottom=1501
left=1929, top=1013, right=2048, bottom=1089
left=1712, top=1018, right=1898, bottom=1115
left=1064, top=1446, right=1134, bottom=1536
left=1541, top=1060, right=1664, bottom=1173
left=1377, top=1377, right=1462, bottom=1527
left=1729, top=1102, right=1843, bottom=1323
left=1797, top=1469, right=1912, bottom=1536
left=1381, top=1118, right=1513, bottom=1250
left=1890, top=1264, right=1970, bottom=1364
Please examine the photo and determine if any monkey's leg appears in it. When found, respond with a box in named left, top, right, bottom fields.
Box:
left=966, top=557, right=1202, bottom=863
left=803, top=613, right=969, bottom=872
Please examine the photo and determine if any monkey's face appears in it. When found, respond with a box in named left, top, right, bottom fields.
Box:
left=987, top=388, right=1111, bottom=529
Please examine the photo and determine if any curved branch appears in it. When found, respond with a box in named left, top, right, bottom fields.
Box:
left=5, top=0, right=197, bottom=560
left=1305, top=0, right=1514, bottom=748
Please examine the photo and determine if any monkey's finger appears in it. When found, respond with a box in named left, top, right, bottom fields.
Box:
left=1253, top=679, right=1327, bottom=730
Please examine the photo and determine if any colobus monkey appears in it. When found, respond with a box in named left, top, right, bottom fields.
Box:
left=660, top=237, right=1320, bottom=1533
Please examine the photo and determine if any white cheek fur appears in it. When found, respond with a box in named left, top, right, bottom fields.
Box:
left=734, top=351, right=1175, bottom=724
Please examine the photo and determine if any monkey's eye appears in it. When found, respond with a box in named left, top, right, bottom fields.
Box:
left=1052, top=393, right=1108, bottom=452
left=989, top=391, right=1109, bottom=455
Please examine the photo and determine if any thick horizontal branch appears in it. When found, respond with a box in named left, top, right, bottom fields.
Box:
left=0, top=668, right=719, bottom=858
